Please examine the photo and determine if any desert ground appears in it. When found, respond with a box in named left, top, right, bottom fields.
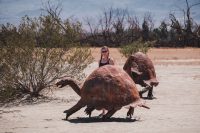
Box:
left=0, top=48, right=200, bottom=133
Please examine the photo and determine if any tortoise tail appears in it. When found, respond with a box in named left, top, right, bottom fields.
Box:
left=139, top=104, right=150, bottom=109
left=125, top=99, right=150, bottom=109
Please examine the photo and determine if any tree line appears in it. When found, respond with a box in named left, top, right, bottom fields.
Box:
left=1, top=0, right=200, bottom=48
left=83, top=0, right=200, bottom=47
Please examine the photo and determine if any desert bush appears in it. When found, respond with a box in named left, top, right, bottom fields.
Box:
left=120, top=40, right=153, bottom=57
left=0, top=13, right=92, bottom=103
left=0, top=47, right=92, bottom=100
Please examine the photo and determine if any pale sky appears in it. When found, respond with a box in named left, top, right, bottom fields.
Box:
left=0, top=0, right=200, bottom=28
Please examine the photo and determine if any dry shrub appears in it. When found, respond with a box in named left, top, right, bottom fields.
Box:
left=0, top=46, right=92, bottom=102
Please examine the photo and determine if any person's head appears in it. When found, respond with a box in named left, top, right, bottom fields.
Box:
left=101, top=46, right=109, bottom=59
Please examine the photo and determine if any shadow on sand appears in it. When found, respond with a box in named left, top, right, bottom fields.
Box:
left=141, top=96, right=157, bottom=100
left=63, top=117, right=139, bottom=123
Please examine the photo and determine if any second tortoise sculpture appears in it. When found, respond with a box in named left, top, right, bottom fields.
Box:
left=123, top=52, right=159, bottom=99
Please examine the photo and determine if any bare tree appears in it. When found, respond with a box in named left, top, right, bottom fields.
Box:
left=42, top=1, right=84, bottom=44
left=170, top=0, right=200, bottom=46
left=111, top=8, right=128, bottom=46
left=99, top=7, right=114, bottom=45
left=141, top=13, right=155, bottom=41
left=84, top=17, right=100, bottom=45
left=169, top=13, right=184, bottom=44
left=127, top=15, right=141, bottom=43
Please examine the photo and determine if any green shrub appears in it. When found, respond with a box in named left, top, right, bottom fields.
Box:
left=120, top=40, right=154, bottom=57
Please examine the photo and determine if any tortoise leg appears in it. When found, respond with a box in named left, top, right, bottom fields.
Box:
left=99, top=109, right=106, bottom=117
left=102, top=108, right=118, bottom=120
left=63, top=100, right=85, bottom=120
left=147, top=87, right=154, bottom=99
left=139, top=86, right=152, bottom=98
left=84, top=106, right=95, bottom=117
left=127, top=107, right=134, bottom=118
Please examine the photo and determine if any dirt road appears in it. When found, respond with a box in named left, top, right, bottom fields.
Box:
left=0, top=48, right=200, bottom=133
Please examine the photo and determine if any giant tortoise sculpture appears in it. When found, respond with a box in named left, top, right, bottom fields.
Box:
left=123, top=52, right=159, bottom=99
left=56, top=65, right=149, bottom=119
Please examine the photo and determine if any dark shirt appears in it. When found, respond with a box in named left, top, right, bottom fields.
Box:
left=99, top=58, right=110, bottom=67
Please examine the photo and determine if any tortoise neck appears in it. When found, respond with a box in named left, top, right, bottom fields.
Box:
left=67, top=79, right=81, bottom=96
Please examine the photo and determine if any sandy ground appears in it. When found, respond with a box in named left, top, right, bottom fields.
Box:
left=0, top=48, right=200, bottom=133
left=91, top=47, right=200, bottom=65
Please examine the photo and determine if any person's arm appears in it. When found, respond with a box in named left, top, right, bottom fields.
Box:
left=98, top=60, right=101, bottom=67
left=109, top=58, right=115, bottom=65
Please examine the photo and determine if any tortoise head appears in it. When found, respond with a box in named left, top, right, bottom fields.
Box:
left=123, top=55, right=142, bottom=81
left=56, top=79, right=72, bottom=88
left=124, top=53, right=159, bottom=87
left=144, top=78, right=159, bottom=87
